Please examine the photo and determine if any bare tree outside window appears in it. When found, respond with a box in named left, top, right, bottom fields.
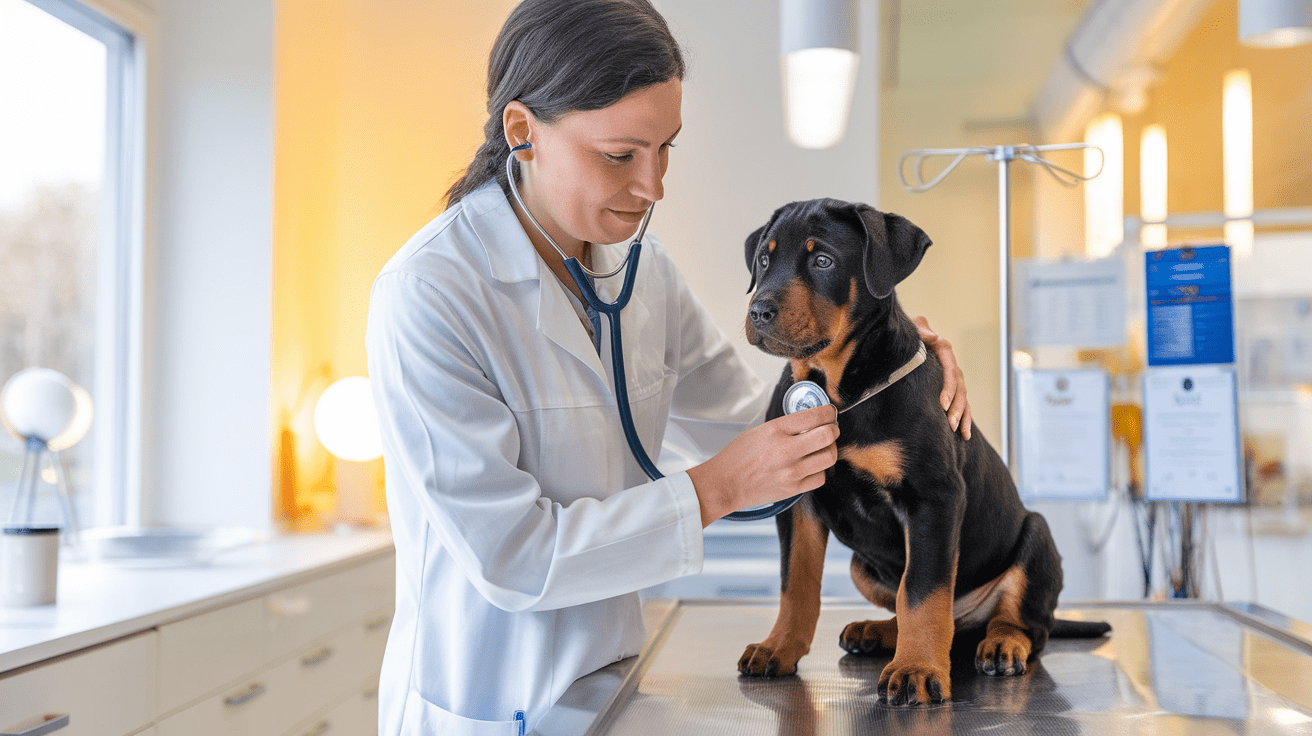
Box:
left=1, top=0, right=108, bottom=526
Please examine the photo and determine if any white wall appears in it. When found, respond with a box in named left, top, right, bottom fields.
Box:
left=652, top=0, right=880, bottom=383
left=89, top=0, right=275, bottom=527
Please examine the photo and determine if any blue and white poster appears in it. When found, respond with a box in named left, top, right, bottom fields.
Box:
left=1145, top=245, right=1235, bottom=366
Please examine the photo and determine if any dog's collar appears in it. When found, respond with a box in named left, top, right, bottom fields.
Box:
left=837, top=342, right=928, bottom=414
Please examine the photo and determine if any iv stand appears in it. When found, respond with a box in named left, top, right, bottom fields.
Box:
left=898, top=143, right=1103, bottom=469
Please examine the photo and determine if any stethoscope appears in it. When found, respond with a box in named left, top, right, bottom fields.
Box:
left=506, top=143, right=800, bottom=522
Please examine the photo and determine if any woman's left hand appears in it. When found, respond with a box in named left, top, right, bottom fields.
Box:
left=914, top=316, right=972, bottom=440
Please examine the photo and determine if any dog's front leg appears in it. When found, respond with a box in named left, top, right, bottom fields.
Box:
left=739, top=504, right=829, bottom=677
left=879, top=494, right=963, bottom=705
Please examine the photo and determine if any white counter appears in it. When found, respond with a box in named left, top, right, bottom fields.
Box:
left=0, top=531, right=394, bottom=674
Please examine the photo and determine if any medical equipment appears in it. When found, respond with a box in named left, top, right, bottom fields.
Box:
left=898, top=142, right=1103, bottom=469
left=506, top=144, right=797, bottom=521
left=782, top=381, right=830, bottom=415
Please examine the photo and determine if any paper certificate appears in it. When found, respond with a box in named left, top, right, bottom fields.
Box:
left=1143, top=367, right=1243, bottom=502
left=1017, top=369, right=1110, bottom=501
left=1020, top=257, right=1126, bottom=348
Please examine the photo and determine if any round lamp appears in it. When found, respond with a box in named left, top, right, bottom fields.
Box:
left=313, top=377, right=383, bottom=462
left=2, top=369, right=78, bottom=445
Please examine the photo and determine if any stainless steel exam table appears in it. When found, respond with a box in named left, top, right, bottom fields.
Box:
left=531, top=599, right=1312, bottom=735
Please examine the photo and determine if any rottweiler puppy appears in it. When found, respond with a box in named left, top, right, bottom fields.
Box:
left=736, top=198, right=1109, bottom=705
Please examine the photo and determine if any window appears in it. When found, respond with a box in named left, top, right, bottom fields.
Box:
left=0, top=0, right=140, bottom=529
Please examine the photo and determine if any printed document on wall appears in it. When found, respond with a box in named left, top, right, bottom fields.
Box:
left=1143, top=366, right=1242, bottom=502
left=1017, top=369, right=1110, bottom=500
left=1020, top=257, right=1126, bottom=348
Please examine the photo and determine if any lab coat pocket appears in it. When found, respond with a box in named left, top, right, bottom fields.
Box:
left=402, top=687, right=521, bottom=736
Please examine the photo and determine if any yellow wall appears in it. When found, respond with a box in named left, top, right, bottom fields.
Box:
left=1123, top=0, right=1312, bottom=239
left=272, top=0, right=517, bottom=526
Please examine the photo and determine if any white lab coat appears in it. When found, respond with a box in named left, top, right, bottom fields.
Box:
left=365, top=180, right=770, bottom=735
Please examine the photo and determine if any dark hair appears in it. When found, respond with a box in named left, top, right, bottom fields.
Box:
left=444, top=0, right=685, bottom=207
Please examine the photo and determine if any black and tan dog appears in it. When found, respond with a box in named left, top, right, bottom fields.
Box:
left=736, top=198, right=1109, bottom=705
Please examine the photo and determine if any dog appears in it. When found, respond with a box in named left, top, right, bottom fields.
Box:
left=736, top=198, right=1109, bottom=705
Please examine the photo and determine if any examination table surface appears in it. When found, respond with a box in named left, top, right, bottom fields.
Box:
left=532, top=599, right=1312, bottom=735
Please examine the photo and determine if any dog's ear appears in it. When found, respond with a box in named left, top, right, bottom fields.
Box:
left=853, top=205, right=932, bottom=298
left=743, top=208, right=783, bottom=294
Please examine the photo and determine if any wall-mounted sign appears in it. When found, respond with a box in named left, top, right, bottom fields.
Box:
left=1017, top=369, right=1110, bottom=501
left=1143, top=366, right=1243, bottom=503
left=1145, top=245, right=1235, bottom=366
left=1020, top=257, right=1126, bottom=348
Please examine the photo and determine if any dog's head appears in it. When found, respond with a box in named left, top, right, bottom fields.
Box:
left=743, top=198, right=932, bottom=360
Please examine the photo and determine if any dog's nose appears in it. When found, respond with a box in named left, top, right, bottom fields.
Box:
left=749, top=299, right=777, bottom=327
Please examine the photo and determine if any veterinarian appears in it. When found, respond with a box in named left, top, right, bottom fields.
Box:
left=365, top=1, right=972, bottom=733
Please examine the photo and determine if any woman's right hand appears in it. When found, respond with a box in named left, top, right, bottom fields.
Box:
left=687, top=405, right=840, bottom=527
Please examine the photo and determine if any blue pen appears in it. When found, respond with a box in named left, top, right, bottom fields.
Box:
left=515, top=710, right=526, bottom=736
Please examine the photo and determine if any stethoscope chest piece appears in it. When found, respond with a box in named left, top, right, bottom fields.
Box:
left=783, top=381, right=831, bottom=415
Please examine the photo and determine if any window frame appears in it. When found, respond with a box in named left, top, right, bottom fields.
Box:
left=19, top=0, right=144, bottom=526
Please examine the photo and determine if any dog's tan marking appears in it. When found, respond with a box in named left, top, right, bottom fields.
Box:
left=739, top=508, right=828, bottom=676
left=851, top=558, right=897, bottom=610
left=881, top=581, right=955, bottom=703
left=953, top=565, right=1026, bottom=628
left=806, top=239, right=815, bottom=252
left=768, top=239, right=777, bottom=253
left=975, top=567, right=1033, bottom=675
left=839, top=440, right=906, bottom=486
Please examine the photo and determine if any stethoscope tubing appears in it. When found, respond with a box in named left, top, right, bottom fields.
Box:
left=505, top=143, right=799, bottom=522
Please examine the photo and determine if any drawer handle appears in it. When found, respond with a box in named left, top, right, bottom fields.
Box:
left=300, top=720, right=330, bottom=736
left=1, top=714, right=70, bottom=736
left=365, top=614, right=391, bottom=632
left=363, top=686, right=379, bottom=701
left=300, top=645, right=335, bottom=667
left=223, top=682, right=267, bottom=707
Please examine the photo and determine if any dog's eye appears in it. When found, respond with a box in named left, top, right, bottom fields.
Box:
left=813, top=254, right=833, bottom=269
left=758, top=253, right=770, bottom=270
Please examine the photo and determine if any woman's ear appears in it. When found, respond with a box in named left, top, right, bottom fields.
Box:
left=503, top=101, right=534, bottom=160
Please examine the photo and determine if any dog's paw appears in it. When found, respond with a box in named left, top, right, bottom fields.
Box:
left=975, top=631, right=1031, bottom=676
left=738, top=640, right=805, bottom=678
left=839, top=619, right=897, bottom=655
left=877, top=657, right=950, bottom=705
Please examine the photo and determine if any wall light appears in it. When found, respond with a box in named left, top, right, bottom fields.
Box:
left=780, top=0, right=859, bottom=149
left=1140, top=124, right=1168, bottom=249
left=1084, top=113, right=1124, bottom=257
left=1222, top=68, right=1254, bottom=258
left=1240, top=0, right=1312, bottom=48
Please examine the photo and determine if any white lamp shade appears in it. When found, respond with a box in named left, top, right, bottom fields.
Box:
left=1240, top=0, right=1312, bottom=47
left=782, top=48, right=860, bottom=149
left=780, top=0, right=860, bottom=150
left=1, top=368, right=90, bottom=446
left=313, top=376, right=384, bottom=462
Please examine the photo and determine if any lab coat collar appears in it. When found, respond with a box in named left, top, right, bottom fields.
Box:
left=463, top=180, right=652, bottom=391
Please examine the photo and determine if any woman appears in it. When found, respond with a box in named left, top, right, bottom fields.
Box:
left=365, top=1, right=971, bottom=733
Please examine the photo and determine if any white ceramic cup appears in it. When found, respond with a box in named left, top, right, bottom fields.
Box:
left=2, top=526, right=60, bottom=606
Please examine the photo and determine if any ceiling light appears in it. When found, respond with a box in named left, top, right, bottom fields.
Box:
left=780, top=0, right=860, bottom=149
left=1240, top=0, right=1312, bottom=48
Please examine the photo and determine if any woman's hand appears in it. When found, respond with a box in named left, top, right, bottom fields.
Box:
left=914, top=316, right=972, bottom=440
left=688, top=405, right=839, bottom=527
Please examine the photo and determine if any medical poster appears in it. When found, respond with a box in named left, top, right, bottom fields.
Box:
left=1019, top=257, right=1126, bottom=348
left=1016, top=369, right=1110, bottom=501
left=1145, top=245, right=1235, bottom=366
left=1143, top=366, right=1243, bottom=503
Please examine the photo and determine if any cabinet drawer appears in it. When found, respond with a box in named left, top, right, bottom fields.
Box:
left=155, top=652, right=300, bottom=736
left=265, top=555, right=392, bottom=661
left=0, top=631, right=157, bottom=736
left=157, top=596, right=265, bottom=715
left=283, top=690, right=364, bottom=736
left=284, top=624, right=366, bottom=718
left=360, top=607, right=392, bottom=679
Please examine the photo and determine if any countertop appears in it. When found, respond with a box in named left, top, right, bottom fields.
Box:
left=0, top=531, right=394, bottom=674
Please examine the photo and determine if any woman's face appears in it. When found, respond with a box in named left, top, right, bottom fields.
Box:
left=515, top=78, right=682, bottom=250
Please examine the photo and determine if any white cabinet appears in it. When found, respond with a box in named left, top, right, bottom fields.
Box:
left=0, top=547, right=394, bottom=736
left=0, top=631, right=157, bottom=736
